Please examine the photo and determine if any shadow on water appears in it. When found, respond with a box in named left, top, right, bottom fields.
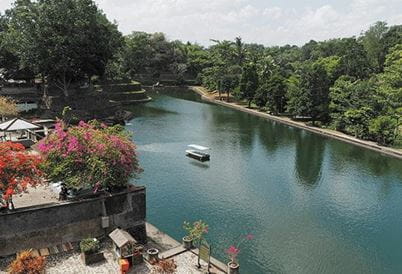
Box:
left=188, top=160, right=210, bottom=169
left=208, top=105, right=258, bottom=151
left=294, top=130, right=326, bottom=188
left=328, top=140, right=402, bottom=178
left=256, top=119, right=297, bottom=154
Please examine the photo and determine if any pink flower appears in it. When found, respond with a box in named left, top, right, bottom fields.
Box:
left=246, top=234, right=254, bottom=240
left=226, top=245, right=240, bottom=258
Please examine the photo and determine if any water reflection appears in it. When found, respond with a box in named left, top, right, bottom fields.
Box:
left=328, top=140, right=402, bottom=178
left=294, top=130, right=326, bottom=188
left=188, top=160, right=210, bottom=169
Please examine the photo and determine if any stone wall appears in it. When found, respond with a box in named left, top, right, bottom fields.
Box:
left=0, top=186, right=146, bottom=257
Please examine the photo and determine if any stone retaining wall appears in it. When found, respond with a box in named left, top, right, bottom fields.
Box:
left=0, top=186, right=146, bottom=256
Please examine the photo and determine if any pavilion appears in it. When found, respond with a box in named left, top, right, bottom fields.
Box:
left=0, top=117, right=41, bottom=147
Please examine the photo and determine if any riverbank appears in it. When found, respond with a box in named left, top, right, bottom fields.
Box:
left=190, top=86, right=402, bottom=160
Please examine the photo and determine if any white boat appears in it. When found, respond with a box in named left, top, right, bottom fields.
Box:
left=186, top=144, right=210, bottom=162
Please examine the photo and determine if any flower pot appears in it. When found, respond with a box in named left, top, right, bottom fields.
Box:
left=182, top=236, right=193, bottom=250
left=147, top=248, right=159, bottom=262
left=81, top=251, right=105, bottom=265
left=227, top=261, right=240, bottom=274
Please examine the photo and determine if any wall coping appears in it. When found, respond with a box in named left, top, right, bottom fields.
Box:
left=0, top=185, right=145, bottom=217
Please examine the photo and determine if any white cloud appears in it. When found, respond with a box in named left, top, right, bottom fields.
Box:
left=263, top=7, right=282, bottom=20
left=0, top=0, right=401, bottom=46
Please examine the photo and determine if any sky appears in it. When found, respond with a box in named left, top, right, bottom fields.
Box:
left=0, top=0, right=401, bottom=46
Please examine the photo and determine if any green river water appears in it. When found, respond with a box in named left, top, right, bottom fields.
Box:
left=126, top=89, right=402, bottom=274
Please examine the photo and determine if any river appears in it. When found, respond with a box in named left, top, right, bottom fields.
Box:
left=126, top=88, right=402, bottom=274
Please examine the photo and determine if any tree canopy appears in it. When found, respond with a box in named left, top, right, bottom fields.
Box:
left=2, top=0, right=122, bottom=96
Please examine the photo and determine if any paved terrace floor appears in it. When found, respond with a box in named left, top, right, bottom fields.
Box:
left=0, top=205, right=227, bottom=274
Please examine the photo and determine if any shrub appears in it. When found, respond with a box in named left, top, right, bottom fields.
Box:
left=8, top=250, right=46, bottom=274
left=38, top=120, right=142, bottom=190
left=0, top=142, right=43, bottom=208
left=80, top=238, right=100, bottom=254
left=183, top=220, right=208, bottom=244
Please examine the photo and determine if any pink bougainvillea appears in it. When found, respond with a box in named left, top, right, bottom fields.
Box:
left=38, top=120, right=141, bottom=189
left=226, top=233, right=254, bottom=263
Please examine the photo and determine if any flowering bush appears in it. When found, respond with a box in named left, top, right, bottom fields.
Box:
left=8, top=250, right=46, bottom=274
left=183, top=220, right=209, bottom=244
left=226, top=233, right=254, bottom=264
left=0, top=142, right=43, bottom=207
left=38, top=120, right=141, bottom=190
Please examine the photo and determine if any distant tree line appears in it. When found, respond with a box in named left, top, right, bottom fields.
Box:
left=106, top=22, right=402, bottom=147
left=0, top=1, right=400, bottom=146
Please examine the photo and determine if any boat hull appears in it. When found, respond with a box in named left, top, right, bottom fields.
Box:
left=186, top=151, right=210, bottom=162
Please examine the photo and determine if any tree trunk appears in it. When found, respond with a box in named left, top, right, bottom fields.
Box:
left=227, top=90, right=230, bottom=102
left=54, top=71, right=71, bottom=97
left=248, top=100, right=251, bottom=108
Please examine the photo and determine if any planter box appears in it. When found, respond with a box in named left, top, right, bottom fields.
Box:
left=81, top=252, right=105, bottom=265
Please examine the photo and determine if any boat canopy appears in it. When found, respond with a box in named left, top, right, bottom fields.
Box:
left=188, top=144, right=210, bottom=151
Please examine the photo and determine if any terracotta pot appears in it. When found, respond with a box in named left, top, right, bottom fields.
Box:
left=227, top=261, right=240, bottom=274
left=182, top=236, right=193, bottom=250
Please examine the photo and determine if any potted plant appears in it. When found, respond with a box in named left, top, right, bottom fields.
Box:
left=8, top=249, right=46, bottom=274
left=182, top=220, right=209, bottom=249
left=226, top=234, right=254, bottom=274
left=80, top=238, right=104, bottom=265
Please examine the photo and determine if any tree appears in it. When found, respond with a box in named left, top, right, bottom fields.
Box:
left=360, top=21, right=388, bottom=72
left=379, top=25, right=402, bottom=70
left=286, top=62, right=330, bottom=124
left=0, top=96, right=19, bottom=121
left=377, top=44, right=402, bottom=107
left=343, top=107, right=373, bottom=138
left=339, top=38, right=371, bottom=79
left=239, top=63, right=258, bottom=107
left=0, top=142, right=43, bottom=210
left=38, top=120, right=142, bottom=189
left=369, top=115, right=398, bottom=145
left=6, top=0, right=122, bottom=96
left=255, top=70, right=286, bottom=114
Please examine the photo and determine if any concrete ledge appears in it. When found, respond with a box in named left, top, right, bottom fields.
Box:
left=146, top=222, right=227, bottom=273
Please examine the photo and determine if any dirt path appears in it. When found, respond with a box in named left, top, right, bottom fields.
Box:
left=190, top=86, right=402, bottom=160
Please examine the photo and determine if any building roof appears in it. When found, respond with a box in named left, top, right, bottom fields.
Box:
left=0, top=118, right=40, bottom=132
left=108, top=228, right=137, bottom=248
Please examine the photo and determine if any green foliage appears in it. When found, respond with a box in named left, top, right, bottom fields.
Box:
left=255, top=70, right=286, bottom=114
left=183, top=220, right=208, bottom=244
left=369, top=116, right=399, bottom=145
left=80, top=238, right=100, bottom=254
left=239, top=63, right=258, bottom=107
left=343, top=107, right=373, bottom=138
left=5, top=0, right=122, bottom=96
left=286, top=62, right=330, bottom=123
left=360, top=21, right=389, bottom=72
